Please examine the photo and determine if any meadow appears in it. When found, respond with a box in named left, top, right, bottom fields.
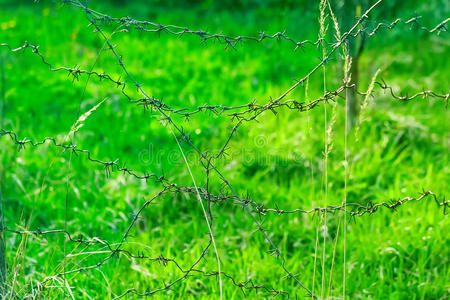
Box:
left=0, top=0, right=449, bottom=299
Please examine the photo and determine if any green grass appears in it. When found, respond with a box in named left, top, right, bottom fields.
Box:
left=0, top=1, right=449, bottom=299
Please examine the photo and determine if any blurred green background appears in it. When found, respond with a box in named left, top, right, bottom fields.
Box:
left=0, top=0, right=449, bottom=299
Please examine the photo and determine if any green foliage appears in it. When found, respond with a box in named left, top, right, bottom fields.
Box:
left=0, top=1, right=448, bottom=299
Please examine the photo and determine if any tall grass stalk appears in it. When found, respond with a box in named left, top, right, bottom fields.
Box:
left=0, top=56, right=6, bottom=296
left=170, top=125, right=223, bottom=300
left=318, top=0, right=329, bottom=297
left=326, top=0, right=351, bottom=297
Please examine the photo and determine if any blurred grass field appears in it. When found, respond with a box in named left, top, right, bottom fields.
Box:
left=0, top=0, right=449, bottom=299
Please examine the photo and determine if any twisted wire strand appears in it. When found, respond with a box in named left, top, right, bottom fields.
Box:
left=1, top=41, right=447, bottom=125
left=3, top=130, right=447, bottom=221
left=62, top=0, right=448, bottom=51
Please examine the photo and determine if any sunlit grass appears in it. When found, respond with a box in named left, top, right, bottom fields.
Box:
left=0, top=1, right=448, bottom=299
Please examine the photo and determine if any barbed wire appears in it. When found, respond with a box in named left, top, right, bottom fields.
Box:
left=255, top=190, right=449, bottom=218
left=0, top=129, right=299, bottom=298
left=1, top=0, right=448, bottom=298
left=5, top=228, right=288, bottom=298
left=3, top=129, right=447, bottom=221
left=4, top=1, right=444, bottom=297
left=214, top=81, right=449, bottom=159
left=4, top=184, right=446, bottom=298
left=62, top=0, right=448, bottom=51
left=79, top=0, right=331, bottom=295
left=3, top=120, right=445, bottom=298
left=3, top=183, right=289, bottom=298
left=20, top=2, right=393, bottom=296
left=0, top=130, right=164, bottom=183
left=3, top=183, right=446, bottom=298
left=1, top=41, right=447, bottom=138
left=3, top=37, right=449, bottom=162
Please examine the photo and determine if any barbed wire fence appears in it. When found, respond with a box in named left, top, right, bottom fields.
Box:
left=0, top=0, right=449, bottom=298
